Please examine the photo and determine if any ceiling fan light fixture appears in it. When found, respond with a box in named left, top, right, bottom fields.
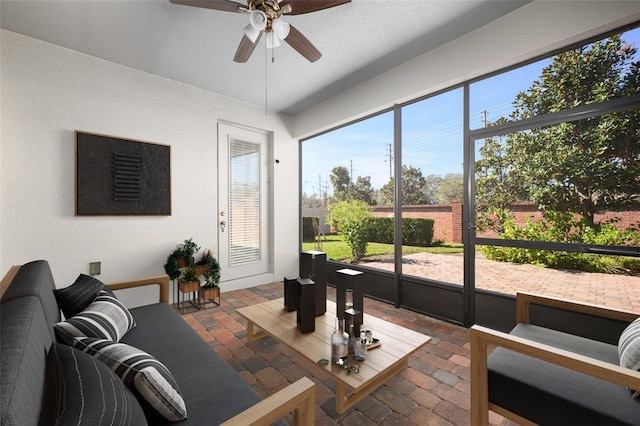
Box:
left=272, top=19, right=290, bottom=40
left=265, top=31, right=281, bottom=49
left=249, top=9, right=267, bottom=29
left=244, top=10, right=266, bottom=43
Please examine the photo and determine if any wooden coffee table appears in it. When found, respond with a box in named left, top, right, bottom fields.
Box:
left=237, top=298, right=431, bottom=413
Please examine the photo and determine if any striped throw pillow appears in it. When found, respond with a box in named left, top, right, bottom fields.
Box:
left=73, top=337, right=187, bottom=422
left=54, top=290, right=135, bottom=343
left=618, top=316, right=640, bottom=398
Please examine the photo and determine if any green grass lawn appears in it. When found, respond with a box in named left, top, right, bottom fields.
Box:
left=302, top=234, right=463, bottom=262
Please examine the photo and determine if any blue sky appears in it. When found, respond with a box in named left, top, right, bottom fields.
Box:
left=302, top=28, right=639, bottom=198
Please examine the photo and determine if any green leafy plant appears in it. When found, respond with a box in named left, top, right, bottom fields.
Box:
left=201, top=250, right=221, bottom=288
left=163, top=252, right=181, bottom=280
left=179, top=264, right=200, bottom=283
left=480, top=210, right=640, bottom=275
left=326, top=200, right=373, bottom=262
left=176, top=238, right=200, bottom=262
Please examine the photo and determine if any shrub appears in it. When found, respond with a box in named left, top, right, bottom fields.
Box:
left=367, top=217, right=434, bottom=247
left=326, top=200, right=372, bottom=261
left=480, top=210, right=640, bottom=275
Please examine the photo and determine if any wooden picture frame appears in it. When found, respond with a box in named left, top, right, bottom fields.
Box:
left=75, top=131, right=171, bottom=216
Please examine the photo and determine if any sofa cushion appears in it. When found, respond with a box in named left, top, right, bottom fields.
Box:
left=54, top=290, right=135, bottom=343
left=54, top=273, right=115, bottom=319
left=123, top=303, right=264, bottom=425
left=72, top=337, right=187, bottom=422
left=488, top=323, right=640, bottom=425
left=0, top=260, right=61, bottom=333
left=1, top=297, right=53, bottom=426
left=40, top=342, right=147, bottom=425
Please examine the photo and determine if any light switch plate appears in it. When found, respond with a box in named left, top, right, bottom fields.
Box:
left=89, top=262, right=101, bottom=276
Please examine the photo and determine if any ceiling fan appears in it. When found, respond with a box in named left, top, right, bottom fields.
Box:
left=169, top=0, right=351, bottom=63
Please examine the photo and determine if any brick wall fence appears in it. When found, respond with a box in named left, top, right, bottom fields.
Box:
left=372, top=201, right=640, bottom=244
left=372, top=202, right=463, bottom=243
left=304, top=202, right=639, bottom=244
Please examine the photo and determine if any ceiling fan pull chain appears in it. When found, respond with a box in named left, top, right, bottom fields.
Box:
left=264, top=38, right=268, bottom=119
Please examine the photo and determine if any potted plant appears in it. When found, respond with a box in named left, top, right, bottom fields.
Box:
left=200, top=251, right=221, bottom=305
left=163, top=252, right=181, bottom=281
left=175, top=238, right=200, bottom=268
left=178, top=264, right=201, bottom=294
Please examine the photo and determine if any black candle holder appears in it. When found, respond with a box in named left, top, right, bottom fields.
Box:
left=336, top=268, right=364, bottom=338
left=283, top=276, right=298, bottom=312
left=300, top=250, right=327, bottom=316
left=296, top=278, right=315, bottom=333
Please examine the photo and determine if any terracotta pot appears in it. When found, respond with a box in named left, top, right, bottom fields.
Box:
left=178, top=280, right=200, bottom=293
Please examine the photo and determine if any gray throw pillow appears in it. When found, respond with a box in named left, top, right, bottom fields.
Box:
left=54, top=274, right=115, bottom=318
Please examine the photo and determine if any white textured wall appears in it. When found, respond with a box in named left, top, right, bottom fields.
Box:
left=293, top=0, right=640, bottom=138
left=0, top=30, right=299, bottom=304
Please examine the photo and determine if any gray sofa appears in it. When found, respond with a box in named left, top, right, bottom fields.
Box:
left=471, top=292, right=640, bottom=425
left=1, top=260, right=315, bottom=425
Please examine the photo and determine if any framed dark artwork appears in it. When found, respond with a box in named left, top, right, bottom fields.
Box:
left=75, top=131, right=171, bottom=216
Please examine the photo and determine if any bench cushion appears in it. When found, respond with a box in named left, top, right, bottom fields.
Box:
left=1, top=260, right=60, bottom=338
left=488, top=323, right=640, bottom=425
left=122, top=303, right=264, bottom=425
left=1, top=297, right=52, bottom=426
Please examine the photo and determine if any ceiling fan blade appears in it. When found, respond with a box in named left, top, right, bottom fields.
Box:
left=233, top=33, right=262, bottom=63
left=169, top=0, right=245, bottom=13
left=284, top=24, right=321, bottom=62
left=281, top=0, right=350, bottom=15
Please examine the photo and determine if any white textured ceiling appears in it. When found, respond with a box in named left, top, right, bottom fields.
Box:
left=0, top=0, right=530, bottom=115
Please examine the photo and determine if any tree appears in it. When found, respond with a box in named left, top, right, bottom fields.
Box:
left=329, top=166, right=351, bottom=201
left=475, top=122, right=529, bottom=232
left=350, top=176, right=377, bottom=205
left=378, top=165, right=429, bottom=206
left=476, top=35, right=640, bottom=228
left=423, top=175, right=443, bottom=204
left=505, top=35, right=640, bottom=226
left=434, top=173, right=464, bottom=204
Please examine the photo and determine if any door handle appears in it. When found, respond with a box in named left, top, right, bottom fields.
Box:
left=220, top=221, right=226, bottom=232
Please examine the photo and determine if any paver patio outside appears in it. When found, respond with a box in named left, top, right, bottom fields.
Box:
left=363, top=252, right=640, bottom=312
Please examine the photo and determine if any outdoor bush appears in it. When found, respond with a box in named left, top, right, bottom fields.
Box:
left=481, top=210, right=640, bottom=275
left=368, top=217, right=394, bottom=243
left=402, top=218, right=434, bottom=246
left=326, top=200, right=373, bottom=261
left=367, top=217, right=434, bottom=246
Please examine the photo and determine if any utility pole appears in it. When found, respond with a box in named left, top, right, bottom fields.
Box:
left=481, top=110, right=488, bottom=127
left=384, top=143, right=393, bottom=179
left=350, top=160, right=353, bottom=183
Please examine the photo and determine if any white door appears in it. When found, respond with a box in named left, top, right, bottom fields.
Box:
left=218, top=123, right=270, bottom=282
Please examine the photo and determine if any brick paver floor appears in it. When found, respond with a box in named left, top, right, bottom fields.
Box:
left=182, top=256, right=639, bottom=425
left=183, top=284, right=518, bottom=426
